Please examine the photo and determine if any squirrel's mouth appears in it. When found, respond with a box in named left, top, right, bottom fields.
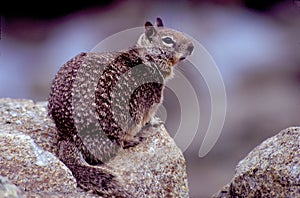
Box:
left=179, top=56, right=186, bottom=61
left=170, top=54, right=190, bottom=66
left=170, top=56, right=186, bottom=66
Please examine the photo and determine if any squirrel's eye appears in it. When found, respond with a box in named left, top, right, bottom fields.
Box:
left=162, top=37, right=175, bottom=45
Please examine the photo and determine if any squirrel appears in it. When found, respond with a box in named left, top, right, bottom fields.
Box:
left=48, top=17, right=194, bottom=197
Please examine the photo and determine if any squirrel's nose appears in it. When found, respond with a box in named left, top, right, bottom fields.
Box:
left=187, top=44, right=194, bottom=55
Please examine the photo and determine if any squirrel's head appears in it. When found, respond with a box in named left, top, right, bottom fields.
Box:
left=137, top=17, right=194, bottom=78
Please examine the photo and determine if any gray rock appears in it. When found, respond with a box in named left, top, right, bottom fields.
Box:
left=0, top=98, right=189, bottom=197
left=0, top=176, right=23, bottom=198
left=213, top=127, right=300, bottom=198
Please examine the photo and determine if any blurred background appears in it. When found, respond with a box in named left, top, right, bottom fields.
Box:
left=1, top=0, right=300, bottom=197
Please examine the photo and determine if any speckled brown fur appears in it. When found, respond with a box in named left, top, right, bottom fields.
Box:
left=48, top=18, right=193, bottom=196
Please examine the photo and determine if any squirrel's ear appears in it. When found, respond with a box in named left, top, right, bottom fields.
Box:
left=156, top=17, right=164, bottom=27
left=145, top=21, right=156, bottom=42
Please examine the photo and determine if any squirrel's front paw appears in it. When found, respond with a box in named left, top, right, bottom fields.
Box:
left=147, top=116, right=164, bottom=129
left=123, top=136, right=144, bottom=149
left=138, top=116, right=163, bottom=138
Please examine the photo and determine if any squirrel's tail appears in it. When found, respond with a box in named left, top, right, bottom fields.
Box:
left=57, top=140, right=133, bottom=197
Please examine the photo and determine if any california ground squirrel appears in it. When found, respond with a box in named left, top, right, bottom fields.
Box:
left=48, top=17, right=193, bottom=197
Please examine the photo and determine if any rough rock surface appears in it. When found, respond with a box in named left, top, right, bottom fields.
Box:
left=0, top=98, right=189, bottom=197
left=213, top=127, right=300, bottom=198
left=0, top=176, right=23, bottom=198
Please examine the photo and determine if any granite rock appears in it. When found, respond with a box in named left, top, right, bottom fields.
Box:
left=213, top=127, right=300, bottom=197
left=0, top=176, right=23, bottom=198
left=0, top=98, right=189, bottom=197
